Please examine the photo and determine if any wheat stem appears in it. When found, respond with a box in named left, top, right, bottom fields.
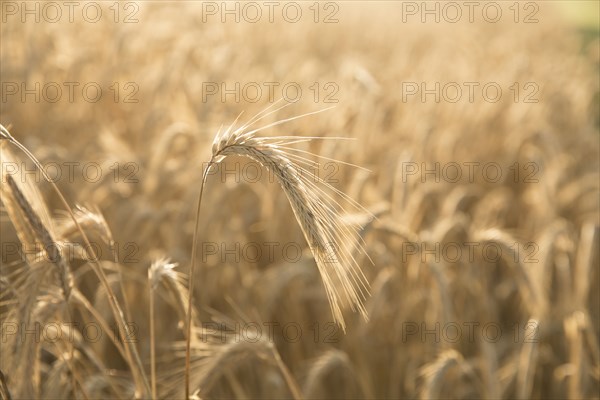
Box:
left=270, top=344, right=303, bottom=400
left=185, top=161, right=214, bottom=399
left=149, top=267, right=157, bottom=400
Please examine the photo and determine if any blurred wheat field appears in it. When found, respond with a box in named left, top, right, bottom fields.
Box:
left=1, top=1, right=599, bottom=399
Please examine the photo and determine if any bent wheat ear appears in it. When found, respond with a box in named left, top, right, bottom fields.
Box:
left=210, top=104, right=372, bottom=329
left=185, top=103, right=373, bottom=398
left=185, top=102, right=374, bottom=398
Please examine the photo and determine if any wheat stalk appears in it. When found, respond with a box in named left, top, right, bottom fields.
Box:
left=184, top=102, right=372, bottom=398
left=148, top=257, right=190, bottom=399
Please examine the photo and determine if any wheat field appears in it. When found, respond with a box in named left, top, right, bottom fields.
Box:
left=0, top=2, right=599, bottom=399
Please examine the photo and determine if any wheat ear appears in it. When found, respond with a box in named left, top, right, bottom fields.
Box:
left=185, top=103, right=372, bottom=398
left=4, top=175, right=73, bottom=299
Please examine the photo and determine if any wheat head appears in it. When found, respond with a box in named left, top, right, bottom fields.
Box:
left=209, top=103, right=372, bottom=330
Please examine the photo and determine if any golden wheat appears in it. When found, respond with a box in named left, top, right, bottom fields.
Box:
left=0, top=4, right=598, bottom=400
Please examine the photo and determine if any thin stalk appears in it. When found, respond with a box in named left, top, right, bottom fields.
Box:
left=112, top=237, right=136, bottom=347
left=149, top=270, right=157, bottom=399
left=72, top=290, right=127, bottom=362
left=185, top=161, right=214, bottom=400
left=270, top=344, right=303, bottom=400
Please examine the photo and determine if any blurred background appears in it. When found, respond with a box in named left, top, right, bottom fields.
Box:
left=1, top=1, right=599, bottom=399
